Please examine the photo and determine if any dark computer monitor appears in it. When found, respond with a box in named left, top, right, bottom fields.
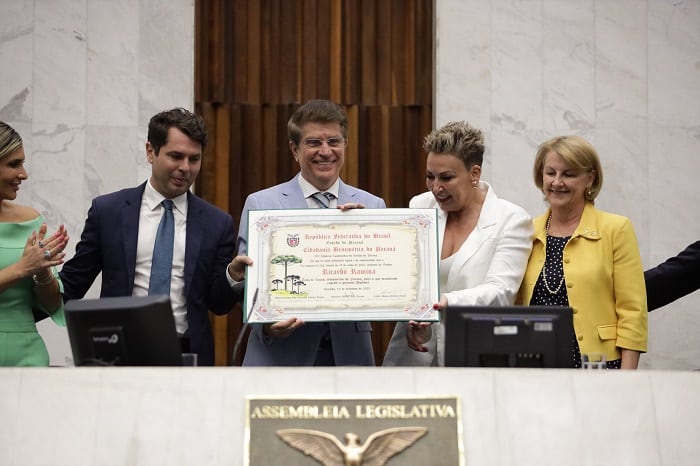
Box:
left=65, top=295, right=183, bottom=366
left=444, top=305, right=574, bottom=368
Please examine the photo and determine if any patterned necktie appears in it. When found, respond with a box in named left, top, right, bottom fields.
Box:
left=149, top=199, right=174, bottom=296
left=311, top=191, right=335, bottom=208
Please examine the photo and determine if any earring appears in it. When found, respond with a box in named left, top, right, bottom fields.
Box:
left=587, top=188, right=593, bottom=197
left=472, top=180, right=478, bottom=188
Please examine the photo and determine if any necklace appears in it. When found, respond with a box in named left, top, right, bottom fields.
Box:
left=542, top=214, right=566, bottom=295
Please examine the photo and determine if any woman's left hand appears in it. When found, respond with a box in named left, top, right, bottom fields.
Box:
left=407, top=320, right=433, bottom=352
left=38, top=223, right=69, bottom=264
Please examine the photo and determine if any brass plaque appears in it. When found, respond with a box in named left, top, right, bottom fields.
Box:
left=245, top=396, right=463, bottom=466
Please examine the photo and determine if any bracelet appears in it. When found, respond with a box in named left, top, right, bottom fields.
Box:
left=32, top=272, right=55, bottom=286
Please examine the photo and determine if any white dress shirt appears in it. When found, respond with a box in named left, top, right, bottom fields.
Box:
left=133, top=180, right=188, bottom=334
left=297, top=175, right=340, bottom=208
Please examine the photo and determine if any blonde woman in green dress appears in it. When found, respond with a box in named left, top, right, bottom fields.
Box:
left=0, top=122, right=68, bottom=366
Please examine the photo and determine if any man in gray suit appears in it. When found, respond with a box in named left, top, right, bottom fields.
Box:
left=236, top=99, right=386, bottom=366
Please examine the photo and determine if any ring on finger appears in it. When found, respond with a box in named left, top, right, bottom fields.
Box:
left=38, top=241, right=45, bottom=248
left=44, top=250, right=52, bottom=259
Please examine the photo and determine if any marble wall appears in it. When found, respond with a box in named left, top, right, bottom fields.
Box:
left=436, top=0, right=700, bottom=370
left=0, top=0, right=195, bottom=365
left=1, top=0, right=697, bottom=369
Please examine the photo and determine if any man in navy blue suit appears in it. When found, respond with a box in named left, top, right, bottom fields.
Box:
left=237, top=99, right=386, bottom=366
left=60, top=108, right=248, bottom=365
left=645, top=241, right=700, bottom=311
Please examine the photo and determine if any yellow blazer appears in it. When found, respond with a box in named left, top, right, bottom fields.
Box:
left=517, top=203, right=648, bottom=361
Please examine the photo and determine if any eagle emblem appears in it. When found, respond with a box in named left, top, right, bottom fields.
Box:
left=276, top=426, right=428, bottom=466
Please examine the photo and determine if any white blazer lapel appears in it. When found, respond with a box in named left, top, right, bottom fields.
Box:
left=445, top=186, right=499, bottom=288
left=436, top=208, right=447, bottom=253
left=446, top=223, right=494, bottom=284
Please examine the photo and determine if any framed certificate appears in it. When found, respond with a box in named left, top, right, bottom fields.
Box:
left=244, top=208, right=439, bottom=323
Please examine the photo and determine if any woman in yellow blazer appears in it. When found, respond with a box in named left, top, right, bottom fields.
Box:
left=516, top=136, right=647, bottom=369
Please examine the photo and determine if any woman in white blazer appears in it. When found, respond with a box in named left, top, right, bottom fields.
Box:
left=383, top=121, right=533, bottom=366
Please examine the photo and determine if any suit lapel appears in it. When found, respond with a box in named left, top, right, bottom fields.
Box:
left=336, top=180, right=357, bottom=204
left=446, top=188, right=498, bottom=283
left=122, top=184, right=146, bottom=288
left=437, top=208, right=447, bottom=252
left=279, top=176, right=311, bottom=208
left=184, top=192, right=202, bottom=297
left=448, top=223, right=493, bottom=278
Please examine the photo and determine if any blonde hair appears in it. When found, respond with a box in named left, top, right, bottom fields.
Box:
left=423, top=121, right=484, bottom=168
left=533, top=135, right=603, bottom=202
left=0, top=122, right=23, bottom=160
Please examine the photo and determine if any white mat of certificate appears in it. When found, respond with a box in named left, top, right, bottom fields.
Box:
left=244, top=208, right=439, bottom=323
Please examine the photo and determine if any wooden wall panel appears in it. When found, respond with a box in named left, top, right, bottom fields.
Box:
left=329, top=0, right=343, bottom=102
left=278, top=1, right=299, bottom=102
left=196, top=0, right=433, bottom=365
left=342, top=0, right=362, bottom=103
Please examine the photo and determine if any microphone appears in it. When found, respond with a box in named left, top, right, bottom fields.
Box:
left=232, top=288, right=258, bottom=364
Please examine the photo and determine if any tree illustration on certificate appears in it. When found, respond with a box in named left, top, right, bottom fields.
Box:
left=270, top=255, right=307, bottom=297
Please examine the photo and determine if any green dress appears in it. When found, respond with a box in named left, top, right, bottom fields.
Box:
left=0, top=216, right=65, bottom=366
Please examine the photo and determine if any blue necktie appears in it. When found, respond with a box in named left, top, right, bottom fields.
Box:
left=149, top=199, right=174, bottom=296
left=311, top=191, right=335, bottom=208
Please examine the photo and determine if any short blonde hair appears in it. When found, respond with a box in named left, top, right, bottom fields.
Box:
left=533, top=135, right=603, bottom=202
left=423, top=121, right=484, bottom=169
left=0, top=121, right=23, bottom=160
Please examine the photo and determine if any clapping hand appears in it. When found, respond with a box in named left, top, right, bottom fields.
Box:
left=20, top=224, right=68, bottom=277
